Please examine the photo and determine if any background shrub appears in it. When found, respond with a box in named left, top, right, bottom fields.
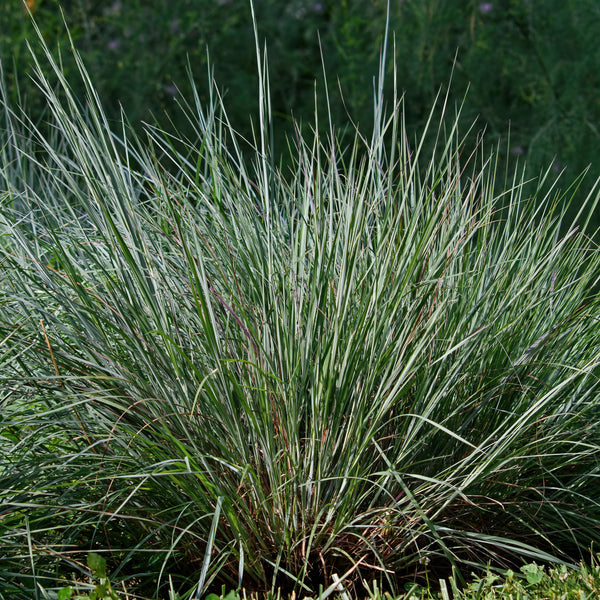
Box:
left=3, top=0, right=599, bottom=211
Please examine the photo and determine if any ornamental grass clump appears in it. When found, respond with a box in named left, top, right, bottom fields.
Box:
left=1, top=17, right=600, bottom=600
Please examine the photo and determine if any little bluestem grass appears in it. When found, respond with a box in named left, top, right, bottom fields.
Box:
left=1, top=12, right=599, bottom=599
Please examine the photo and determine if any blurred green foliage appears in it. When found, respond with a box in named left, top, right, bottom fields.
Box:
left=2, top=0, right=599, bottom=201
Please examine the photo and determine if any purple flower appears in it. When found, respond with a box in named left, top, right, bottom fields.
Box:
left=478, top=2, right=493, bottom=14
left=103, top=1, right=121, bottom=17
left=107, top=39, right=121, bottom=51
left=170, top=18, right=180, bottom=35
left=511, top=146, right=525, bottom=156
left=164, top=84, right=178, bottom=97
left=314, top=2, right=324, bottom=11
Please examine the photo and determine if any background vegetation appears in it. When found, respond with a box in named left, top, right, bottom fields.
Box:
left=2, top=0, right=599, bottom=211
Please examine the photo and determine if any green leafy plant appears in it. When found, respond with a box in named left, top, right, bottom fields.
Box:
left=1, top=8, right=600, bottom=600
left=520, top=562, right=544, bottom=586
left=447, top=554, right=600, bottom=599
left=57, top=554, right=119, bottom=600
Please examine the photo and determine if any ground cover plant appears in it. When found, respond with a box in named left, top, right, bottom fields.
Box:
left=51, top=551, right=600, bottom=599
left=1, top=11, right=600, bottom=600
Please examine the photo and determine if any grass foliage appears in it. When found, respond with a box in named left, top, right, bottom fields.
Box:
left=1, top=16, right=600, bottom=600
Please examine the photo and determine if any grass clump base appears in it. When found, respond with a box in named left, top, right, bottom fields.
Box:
left=1, top=14, right=600, bottom=600
left=54, top=551, right=600, bottom=600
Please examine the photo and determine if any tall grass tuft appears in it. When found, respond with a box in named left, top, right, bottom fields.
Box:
left=1, top=18, right=599, bottom=600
